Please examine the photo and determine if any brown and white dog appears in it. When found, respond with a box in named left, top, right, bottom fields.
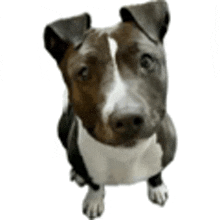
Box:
left=44, top=0, right=177, bottom=219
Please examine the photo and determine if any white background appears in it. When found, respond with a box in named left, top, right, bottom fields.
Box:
left=0, top=0, right=220, bottom=219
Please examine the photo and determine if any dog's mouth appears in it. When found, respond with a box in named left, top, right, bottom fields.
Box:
left=86, top=111, right=165, bottom=147
left=88, top=129, right=139, bottom=147
left=81, top=107, right=166, bottom=148
left=87, top=122, right=151, bottom=148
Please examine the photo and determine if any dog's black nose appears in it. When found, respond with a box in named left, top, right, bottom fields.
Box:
left=109, top=113, right=144, bottom=135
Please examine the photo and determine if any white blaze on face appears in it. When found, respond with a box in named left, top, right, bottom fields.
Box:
left=102, top=37, right=128, bottom=123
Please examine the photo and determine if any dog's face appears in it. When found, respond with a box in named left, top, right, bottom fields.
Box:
left=44, top=1, right=170, bottom=146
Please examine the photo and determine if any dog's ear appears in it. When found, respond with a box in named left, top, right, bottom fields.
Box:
left=120, top=0, right=169, bottom=42
left=44, top=13, right=91, bottom=63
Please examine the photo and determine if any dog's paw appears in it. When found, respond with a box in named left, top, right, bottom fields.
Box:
left=83, top=187, right=105, bottom=219
left=70, top=168, right=86, bottom=187
left=148, top=183, right=168, bottom=206
left=83, top=198, right=104, bottom=219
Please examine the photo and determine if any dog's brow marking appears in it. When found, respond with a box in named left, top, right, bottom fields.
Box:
left=102, top=37, right=127, bottom=122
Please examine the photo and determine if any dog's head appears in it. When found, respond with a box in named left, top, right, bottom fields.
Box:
left=44, top=0, right=170, bottom=147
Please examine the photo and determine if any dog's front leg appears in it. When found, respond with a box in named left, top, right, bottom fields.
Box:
left=147, top=172, right=168, bottom=206
left=83, top=185, right=105, bottom=219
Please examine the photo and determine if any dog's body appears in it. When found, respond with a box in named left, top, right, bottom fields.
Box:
left=44, top=0, right=177, bottom=219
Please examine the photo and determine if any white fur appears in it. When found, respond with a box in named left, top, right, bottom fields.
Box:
left=83, top=186, right=105, bottom=219
left=77, top=117, right=163, bottom=185
left=62, top=88, right=68, bottom=112
left=102, top=37, right=128, bottom=123
left=148, top=183, right=168, bottom=206
left=70, top=169, right=86, bottom=186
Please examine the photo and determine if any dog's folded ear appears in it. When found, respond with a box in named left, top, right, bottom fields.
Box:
left=44, top=13, right=91, bottom=63
left=120, top=0, right=169, bottom=42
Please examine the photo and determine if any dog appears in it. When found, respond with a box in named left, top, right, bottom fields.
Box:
left=44, top=0, right=177, bottom=219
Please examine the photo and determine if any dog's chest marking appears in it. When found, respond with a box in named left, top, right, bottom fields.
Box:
left=77, top=118, right=163, bottom=185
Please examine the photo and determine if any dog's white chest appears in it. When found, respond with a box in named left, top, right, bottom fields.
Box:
left=78, top=121, right=163, bottom=185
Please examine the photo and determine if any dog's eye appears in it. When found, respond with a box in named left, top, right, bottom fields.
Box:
left=77, top=67, right=89, bottom=81
left=140, top=54, right=154, bottom=69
